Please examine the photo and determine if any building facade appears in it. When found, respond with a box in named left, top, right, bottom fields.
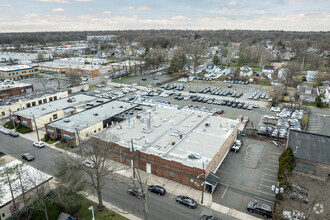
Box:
left=0, top=65, right=39, bottom=80
left=0, top=82, right=33, bottom=99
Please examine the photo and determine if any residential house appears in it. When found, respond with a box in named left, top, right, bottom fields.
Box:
left=240, top=66, right=253, bottom=77
left=306, top=71, right=319, bottom=83
left=206, top=64, right=217, bottom=74
left=297, top=83, right=317, bottom=103
left=278, top=68, right=288, bottom=80
left=262, top=65, right=275, bottom=79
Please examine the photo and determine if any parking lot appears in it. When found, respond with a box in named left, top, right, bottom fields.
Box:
left=213, top=137, right=283, bottom=218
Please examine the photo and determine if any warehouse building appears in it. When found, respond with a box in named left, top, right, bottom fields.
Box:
left=45, top=100, right=138, bottom=144
left=287, top=129, right=330, bottom=181
left=0, top=65, right=39, bottom=80
left=93, top=106, right=240, bottom=192
left=0, top=81, right=33, bottom=99
left=11, top=94, right=99, bottom=130
left=0, top=90, right=68, bottom=119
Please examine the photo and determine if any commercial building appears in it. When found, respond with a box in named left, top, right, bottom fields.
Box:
left=87, top=35, right=118, bottom=42
left=0, top=90, right=68, bottom=119
left=93, top=106, right=240, bottom=192
left=11, top=94, right=98, bottom=130
left=0, top=159, right=53, bottom=220
left=45, top=100, right=138, bottom=144
left=0, top=81, right=33, bottom=99
left=38, top=61, right=101, bottom=77
left=0, top=65, right=39, bottom=80
left=287, top=129, right=330, bottom=181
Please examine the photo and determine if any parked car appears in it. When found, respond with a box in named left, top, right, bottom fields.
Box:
left=21, top=153, right=35, bottom=161
left=33, top=141, right=45, bottom=148
left=200, top=215, right=221, bottom=220
left=216, top=109, right=224, bottom=114
left=176, top=196, right=197, bottom=209
left=82, top=160, right=95, bottom=168
left=290, top=183, right=308, bottom=195
left=227, top=84, right=232, bottom=88
left=9, top=131, right=19, bottom=137
left=127, top=187, right=145, bottom=199
left=242, top=116, right=249, bottom=125
left=247, top=202, right=272, bottom=218
left=148, top=185, right=166, bottom=195
left=289, top=192, right=309, bottom=204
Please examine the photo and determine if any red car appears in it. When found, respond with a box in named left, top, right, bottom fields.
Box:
left=217, top=109, right=224, bottom=114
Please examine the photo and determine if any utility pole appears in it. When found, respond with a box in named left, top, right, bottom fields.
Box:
left=9, top=109, right=16, bottom=130
left=201, top=161, right=205, bottom=204
left=32, top=114, right=40, bottom=142
left=5, top=167, right=17, bottom=212
left=75, top=128, right=82, bottom=157
left=131, top=138, right=135, bottom=179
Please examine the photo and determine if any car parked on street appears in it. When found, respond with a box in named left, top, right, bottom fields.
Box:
left=176, top=196, right=197, bottom=209
left=9, top=131, right=19, bottom=137
left=247, top=202, right=272, bottom=218
left=33, top=141, right=45, bottom=148
left=21, top=153, right=35, bottom=161
left=127, top=187, right=145, bottom=199
left=148, top=185, right=166, bottom=195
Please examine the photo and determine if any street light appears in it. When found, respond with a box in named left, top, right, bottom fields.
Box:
left=88, top=206, right=95, bottom=220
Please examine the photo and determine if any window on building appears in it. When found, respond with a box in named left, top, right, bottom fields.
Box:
left=124, top=156, right=130, bottom=162
left=94, top=130, right=96, bottom=133
left=49, top=97, right=53, bottom=102
left=2, top=213, right=5, bottom=218
left=98, top=128, right=101, bottom=131
left=54, top=96, right=57, bottom=100
left=43, top=98, right=47, bottom=103
left=169, top=171, right=175, bottom=178
left=26, top=103, right=31, bottom=108
left=38, top=100, right=42, bottom=105
left=53, top=114, right=58, bottom=120
left=1, top=111, right=5, bottom=116
left=9, top=73, right=11, bottom=76
left=32, top=101, right=36, bottom=106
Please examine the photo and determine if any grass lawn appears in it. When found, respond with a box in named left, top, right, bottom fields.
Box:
left=89, top=84, right=96, bottom=88
left=75, top=198, right=127, bottom=220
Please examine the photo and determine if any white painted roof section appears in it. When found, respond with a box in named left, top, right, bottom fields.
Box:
left=48, top=100, right=137, bottom=133
left=0, top=81, right=32, bottom=90
left=0, top=160, right=52, bottom=207
left=0, top=65, right=33, bottom=71
left=14, top=94, right=97, bottom=119
left=96, top=106, right=239, bottom=169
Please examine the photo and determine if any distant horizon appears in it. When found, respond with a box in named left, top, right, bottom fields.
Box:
left=0, top=0, right=329, bottom=32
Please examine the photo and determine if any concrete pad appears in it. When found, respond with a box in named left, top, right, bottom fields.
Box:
left=172, top=182, right=191, bottom=196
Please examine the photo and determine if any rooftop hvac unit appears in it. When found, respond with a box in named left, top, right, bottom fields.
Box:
left=64, top=118, right=70, bottom=123
left=93, top=113, right=98, bottom=116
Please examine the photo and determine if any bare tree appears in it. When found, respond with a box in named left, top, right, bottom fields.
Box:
left=187, top=44, right=204, bottom=76
left=270, top=85, right=284, bottom=106
left=282, top=61, right=300, bottom=92
left=36, top=75, right=49, bottom=90
left=53, top=73, right=64, bottom=89
left=169, top=47, right=188, bottom=73
left=79, top=137, right=124, bottom=211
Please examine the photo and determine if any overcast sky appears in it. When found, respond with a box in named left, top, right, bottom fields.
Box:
left=0, top=0, right=329, bottom=32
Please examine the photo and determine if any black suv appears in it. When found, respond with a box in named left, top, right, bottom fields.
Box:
left=148, top=185, right=166, bottom=195
left=176, top=196, right=197, bottom=209
left=200, top=215, right=221, bottom=220
left=247, top=202, right=272, bottom=218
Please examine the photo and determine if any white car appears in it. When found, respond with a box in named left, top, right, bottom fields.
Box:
left=94, top=90, right=101, bottom=94
left=83, top=160, right=95, bottom=168
left=33, top=141, right=45, bottom=148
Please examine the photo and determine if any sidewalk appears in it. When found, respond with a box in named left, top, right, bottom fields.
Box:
left=22, top=130, right=262, bottom=220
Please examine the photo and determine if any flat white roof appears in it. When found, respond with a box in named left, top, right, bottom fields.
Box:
left=96, top=106, right=238, bottom=169
left=48, top=100, right=137, bottom=133
left=0, top=160, right=53, bottom=207
left=0, top=81, right=32, bottom=90
left=0, top=65, right=33, bottom=71
left=14, top=94, right=97, bottom=119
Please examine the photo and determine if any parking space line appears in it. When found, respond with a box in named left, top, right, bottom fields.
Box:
left=261, top=178, right=277, bottom=184
left=264, top=168, right=277, bottom=172
left=266, top=164, right=279, bottom=168
left=269, top=160, right=279, bottom=163
left=258, top=190, right=275, bottom=197
left=262, top=173, right=276, bottom=177
left=259, top=183, right=271, bottom=188
left=222, top=184, right=228, bottom=199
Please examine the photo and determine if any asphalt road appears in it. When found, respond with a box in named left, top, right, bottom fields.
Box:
left=0, top=133, right=239, bottom=220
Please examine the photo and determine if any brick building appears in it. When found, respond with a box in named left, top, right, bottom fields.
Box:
left=287, top=129, right=330, bottom=181
left=93, top=106, right=240, bottom=192
left=0, top=81, right=33, bottom=99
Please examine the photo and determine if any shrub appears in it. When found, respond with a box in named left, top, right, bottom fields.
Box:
left=31, top=200, right=62, bottom=220
left=44, top=133, right=50, bottom=142
left=60, top=138, right=65, bottom=143
left=16, top=124, right=32, bottom=134
left=3, top=121, right=16, bottom=129
left=51, top=137, right=58, bottom=142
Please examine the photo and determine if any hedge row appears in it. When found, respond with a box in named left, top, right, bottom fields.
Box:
left=278, top=146, right=295, bottom=184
